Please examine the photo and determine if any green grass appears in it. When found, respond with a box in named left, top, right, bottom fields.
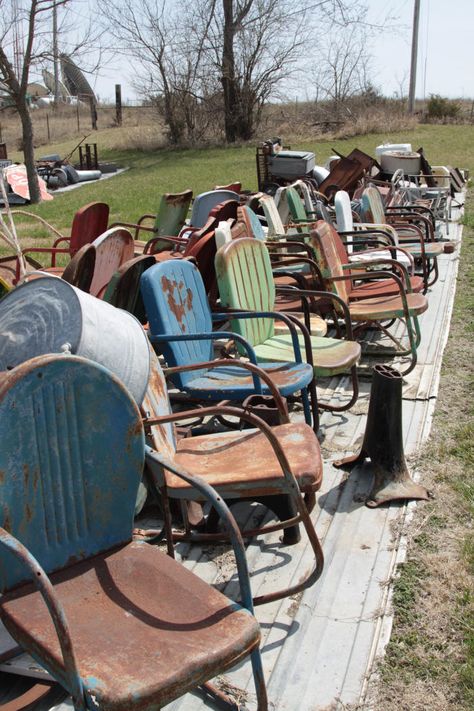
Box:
left=378, top=193, right=474, bottom=709
left=6, top=123, right=474, bottom=238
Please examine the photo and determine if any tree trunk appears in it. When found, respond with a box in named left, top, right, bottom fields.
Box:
left=221, top=0, right=238, bottom=142
left=18, top=100, right=41, bottom=204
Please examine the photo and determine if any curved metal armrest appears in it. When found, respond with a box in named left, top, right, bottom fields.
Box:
left=0, top=528, right=84, bottom=707
left=144, top=402, right=299, bottom=506
left=339, top=228, right=396, bottom=246
left=212, top=310, right=304, bottom=363
left=163, top=358, right=289, bottom=423
left=276, top=286, right=355, bottom=339
left=327, top=270, right=412, bottom=314
left=148, top=331, right=261, bottom=388
left=143, top=234, right=188, bottom=253
left=343, top=253, right=413, bottom=286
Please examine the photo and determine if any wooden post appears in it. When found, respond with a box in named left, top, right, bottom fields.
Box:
left=115, top=84, right=122, bottom=126
left=46, top=114, right=50, bottom=142
left=89, top=96, right=97, bottom=130
left=76, top=101, right=80, bottom=131
left=334, top=364, right=430, bottom=507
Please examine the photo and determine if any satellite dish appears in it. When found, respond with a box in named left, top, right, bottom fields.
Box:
left=42, top=68, right=70, bottom=100
left=60, top=54, right=96, bottom=103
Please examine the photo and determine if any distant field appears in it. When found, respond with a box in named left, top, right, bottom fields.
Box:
left=2, top=123, right=472, bottom=244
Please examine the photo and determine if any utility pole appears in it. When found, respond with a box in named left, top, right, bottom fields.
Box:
left=408, top=0, right=420, bottom=114
left=53, top=1, right=60, bottom=104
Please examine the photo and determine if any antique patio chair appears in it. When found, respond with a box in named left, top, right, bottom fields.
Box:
left=140, top=258, right=318, bottom=428
left=110, top=189, right=193, bottom=254
left=89, top=226, right=135, bottom=298
left=188, top=189, right=241, bottom=229
left=0, top=354, right=268, bottom=710
left=215, top=237, right=361, bottom=415
left=311, top=221, right=429, bottom=375
left=360, top=186, right=445, bottom=287
left=141, top=347, right=325, bottom=605
left=7, top=202, right=109, bottom=283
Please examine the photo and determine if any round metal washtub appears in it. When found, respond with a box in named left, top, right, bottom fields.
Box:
left=380, top=150, right=421, bottom=176
left=0, top=276, right=150, bottom=405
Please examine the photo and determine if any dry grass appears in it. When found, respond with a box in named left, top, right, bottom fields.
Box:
left=371, top=196, right=474, bottom=711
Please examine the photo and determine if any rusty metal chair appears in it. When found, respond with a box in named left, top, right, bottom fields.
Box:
left=140, top=348, right=325, bottom=606
left=89, top=227, right=135, bottom=298
left=0, top=354, right=268, bottom=710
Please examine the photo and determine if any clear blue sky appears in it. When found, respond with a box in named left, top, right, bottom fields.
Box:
left=85, top=0, right=474, bottom=102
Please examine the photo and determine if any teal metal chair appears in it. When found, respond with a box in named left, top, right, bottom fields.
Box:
left=0, top=354, right=267, bottom=710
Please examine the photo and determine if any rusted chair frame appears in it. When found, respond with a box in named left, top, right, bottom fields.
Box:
left=321, top=267, right=422, bottom=375
left=0, top=454, right=269, bottom=710
left=149, top=307, right=316, bottom=429
left=144, top=403, right=324, bottom=608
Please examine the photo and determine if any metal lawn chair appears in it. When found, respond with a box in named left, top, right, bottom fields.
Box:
left=110, top=189, right=193, bottom=254
left=140, top=258, right=317, bottom=428
left=0, top=353, right=268, bottom=710
left=141, top=348, right=325, bottom=605
left=89, top=227, right=135, bottom=298
left=215, top=237, right=361, bottom=418
left=311, top=220, right=429, bottom=375
left=102, top=254, right=156, bottom=323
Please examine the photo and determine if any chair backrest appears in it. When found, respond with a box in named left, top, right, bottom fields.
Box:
left=69, top=202, right=110, bottom=254
left=215, top=238, right=276, bottom=348
left=214, top=182, right=241, bottom=193
left=153, top=189, right=193, bottom=235
left=90, top=227, right=135, bottom=298
left=0, top=354, right=144, bottom=592
left=103, top=255, right=156, bottom=323
left=334, top=190, right=353, bottom=232
left=311, top=220, right=350, bottom=302
left=361, top=187, right=387, bottom=225
left=239, top=205, right=266, bottom=240
left=250, top=193, right=286, bottom=238
left=61, top=243, right=96, bottom=291
left=190, top=190, right=241, bottom=228
left=140, top=260, right=214, bottom=389
left=286, top=186, right=309, bottom=224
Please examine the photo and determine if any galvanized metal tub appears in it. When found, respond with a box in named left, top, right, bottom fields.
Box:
left=0, top=276, right=150, bottom=404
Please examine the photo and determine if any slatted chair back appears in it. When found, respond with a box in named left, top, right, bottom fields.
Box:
left=90, top=227, right=135, bottom=298
left=0, top=354, right=144, bottom=593
left=311, top=220, right=350, bottom=303
left=215, top=237, right=276, bottom=350
left=361, top=187, right=387, bottom=225
left=150, top=190, right=193, bottom=253
left=140, top=259, right=214, bottom=390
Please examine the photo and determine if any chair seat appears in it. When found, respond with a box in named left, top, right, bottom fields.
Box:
left=182, top=360, right=313, bottom=399
left=401, top=242, right=444, bottom=258
left=348, top=248, right=412, bottom=269
left=169, top=423, right=323, bottom=497
left=349, top=274, right=424, bottom=299
left=0, top=542, right=260, bottom=711
left=274, top=313, right=328, bottom=337
left=253, top=334, right=361, bottom=377
left=348, top=292, right=428, bottom=320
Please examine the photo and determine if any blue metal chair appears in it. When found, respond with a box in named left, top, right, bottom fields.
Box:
left=0, top=354, right=267, bottom=710
left=189, top=189, right=241, bottom=228
left=140, top=258, right=317, bottom=428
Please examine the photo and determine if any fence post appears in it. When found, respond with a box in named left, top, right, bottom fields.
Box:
left=46, top=114, right=51, bottom=142
left=115, top=84, right=122, bottom=126
left=76, top=101, right=80, bottom=131
left=89, top=96, right=97, bottom=130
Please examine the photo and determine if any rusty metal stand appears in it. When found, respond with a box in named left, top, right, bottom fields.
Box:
left=334, top=364, right=431, bottom=507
